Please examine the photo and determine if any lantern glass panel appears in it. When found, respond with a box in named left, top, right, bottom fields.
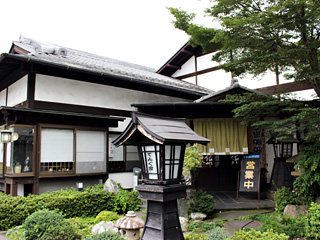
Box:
left=282, top=143, right=292, bottom=158
left=164, top=145, right=181, bottom=180
left=142, top=145, right=160, bottom=180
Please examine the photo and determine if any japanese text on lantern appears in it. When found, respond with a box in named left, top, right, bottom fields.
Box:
left=147, top=153, right=153, bottom=171
left=244, top=161, right=255, bottom=189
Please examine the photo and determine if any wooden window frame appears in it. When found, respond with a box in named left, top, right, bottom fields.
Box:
left=4, top=124, right=36, bottom=177
left=39, top=124, right=108, bottom=177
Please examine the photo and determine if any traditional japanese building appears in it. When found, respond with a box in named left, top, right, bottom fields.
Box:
left=0, top=37, right=212, bottom=196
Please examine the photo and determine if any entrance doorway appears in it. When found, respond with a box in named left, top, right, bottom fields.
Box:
left=193, top=155, right=241, bottom=191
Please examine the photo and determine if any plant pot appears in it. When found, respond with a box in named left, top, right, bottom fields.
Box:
left=14, top=165, right=22, bottom=173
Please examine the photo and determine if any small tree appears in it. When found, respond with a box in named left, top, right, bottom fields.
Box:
left=183, top=145, right=202, bottom=184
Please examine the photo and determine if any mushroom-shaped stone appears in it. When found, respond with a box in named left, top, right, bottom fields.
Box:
left=114, top=211, right=144, bottom=240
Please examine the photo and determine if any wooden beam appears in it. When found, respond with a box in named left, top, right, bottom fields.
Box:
left=181, top=49, right=194, bottom=56
left=166, top=64, right=181, bottom=70
left=176, top=65, right=221, bottom=80
left=255, top=81, right=314, bottom=95
left=0, top=66, right=27, bottom=91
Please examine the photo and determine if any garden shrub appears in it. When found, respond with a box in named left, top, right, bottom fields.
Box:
left=67, top=217, right=96, bottom=239
left=274, top=187, right=303, bottom=213
left=305, top=202, right=320, bottom=239
left=208, top=226, right=229, bottom=240
left=188, top=220, right=219, bottom=232
left=184, top=232, right=208, bottom=240
left=0, top=184, right=141, bottom=231
left=254, top=212, right=306, bottom=238
left=24, top=209, right=79, bottom=240
left=188, top=190, right=215, bottom=216
left=85, top=231, right=125, bottom=240
left=95, top=210, right=121, bottom=223
left=231, top=229, right=288, bottom=240
left=113, top=189, right=141, bottom=214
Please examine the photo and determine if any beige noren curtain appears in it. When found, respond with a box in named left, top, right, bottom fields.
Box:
left=194, top=118, right=248, bottom=155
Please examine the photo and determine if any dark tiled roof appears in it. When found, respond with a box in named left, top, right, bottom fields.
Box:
left=9, top=38, right=213, bottom=96
left=195, top=79, right=267, bottom=102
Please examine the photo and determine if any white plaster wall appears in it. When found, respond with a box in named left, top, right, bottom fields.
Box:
left=0, top=89, right=6, bottom=106
left=39, top=179, right=102, bottom=194
left=197, top=70, right=232, bottom=91
left=108, top=172, right=134, bottom=189
left=7, top=76, right=28, bottom=107
left=197, top=53, right=219, bottom=70
left=35, top=74, right=187, bottom=111
left=109, top=117, right=131, bottom=132
left=172, top=56, right=196, bottom=77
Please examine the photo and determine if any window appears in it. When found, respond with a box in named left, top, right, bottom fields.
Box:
left=0, top=143, right=3, bottom=176
left=6, top=126, right=34, bottom=175
left=76, top=130, right=106, bottom=174
left=40, top=127, right=107, bottom=175
left=40, top=129, right=74, bottom=173
left=108, top=133, right=141, bottom=172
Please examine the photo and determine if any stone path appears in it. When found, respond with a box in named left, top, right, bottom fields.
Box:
left=212, top=191, right=275, bottom=210
left=215, top=209, right=273, bottom=237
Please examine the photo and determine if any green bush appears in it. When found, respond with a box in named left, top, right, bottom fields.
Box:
left=113, top=189, right=141, bottom=214
left=24, top=209, right=80, bottom=240
left=184, top=232, right=208, bottom=240
left=305, top=202, right=320, bottom=239
left=231, top=229, right=288, bottom=240
left=0, top=184, right=141, bottom=230
left=67, top=217, right=96, bottom=239
left=188, top=190, right=215, bottom=216
left=274, top=187, right=303, bottom=213
left=95, top=211, right=121, bottom=223
left=255, top=212, right=306, bottom=238
left=188, top=220, right=219, bottom=232
left=85, top=231, right=125, bottom=240
left=208, top=226, right=229, bottom=240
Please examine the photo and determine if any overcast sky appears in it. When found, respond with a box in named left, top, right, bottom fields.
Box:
left=0, top=0, right=212, bottom=70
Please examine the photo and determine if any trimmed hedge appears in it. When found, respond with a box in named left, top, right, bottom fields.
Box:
left=0, top=185, right=140, bottom=230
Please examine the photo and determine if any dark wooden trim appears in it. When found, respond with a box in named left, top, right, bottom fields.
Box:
left=0, top=67, right=27, bottom=91
left=27, top=73, right=36, bottom=108
left=181, top=49, right=194, bottom=56
left=33, top=100, right=131, bottom=117
left=176, top=65, right=222, bottom=80
left=5, top=88, right=8, bottom=106
left=255, top=81, right=314, bottom=95
left=166, top=64, right=181, bottom=70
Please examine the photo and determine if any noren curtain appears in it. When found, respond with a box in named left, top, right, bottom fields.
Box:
left=194, top=118, right=248, bottom=155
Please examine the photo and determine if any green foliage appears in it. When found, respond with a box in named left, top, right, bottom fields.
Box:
left=188, top=190, right=215, bottom=216
left=183, top=144, right=202, bottom=177
left=95, top=211, right=121, bottom=223
left=184, top=232, right=208, bottom=240
left=67, top=217, right=96, bottom=239
left=256, top=213, right=306, bottom=238
left=5, top=226, right=25, bottom=240
left=188, top=220, right=219, bottom=232
left=85, top=231, right=125, bottom=240
left=207, top=226, right=229, bottom=240
left=24, top=209, right=80, bottom=240
left=231, top=229, right=288, bottom=240
left=294, top=140, right=320, bottom=203
left=112, top=189, right=141, bottom=214
left=305, top=202, right=320, bottom=239
left=274, top=187, right=304, bottom=213
left=170, top=0, right=320, bottom=96
left=0, top=185, right=140, bottom=231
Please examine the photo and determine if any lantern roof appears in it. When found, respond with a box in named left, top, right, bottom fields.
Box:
left=266, top=136, right=300, bottom=144
left=113, top=112, right=210, bottom=146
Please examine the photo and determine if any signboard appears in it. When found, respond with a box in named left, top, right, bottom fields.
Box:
left=238, top=154, right=261, bottom=193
